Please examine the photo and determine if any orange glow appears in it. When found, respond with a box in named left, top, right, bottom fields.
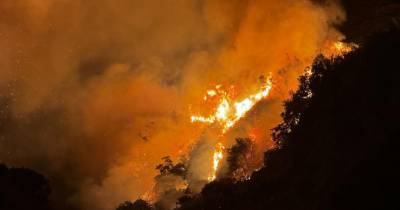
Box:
left=324, top=41, right=359, bottom=59
left=208, top=142, right=225, bottom=181
left=191, top=75, right=273, bottom=133
left=190, top=75, right=272, bottom=182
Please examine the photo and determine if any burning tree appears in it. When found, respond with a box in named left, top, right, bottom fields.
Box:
left=226, top=138, right=256, bottom=181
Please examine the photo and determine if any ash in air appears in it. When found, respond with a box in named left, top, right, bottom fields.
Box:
left=0, top=0, right=362, bottom=210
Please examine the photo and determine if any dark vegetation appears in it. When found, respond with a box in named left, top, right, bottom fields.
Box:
left=115, top=25, right=400, bottom=210
left=0, top=164, right=51, bottom=210
left=2, top=23, right=399, bottom=210
left=156, top=156, right=187, bottom=178
left=175, top=27, right=400, bottom=210
left=225, top=138, right=255, bottom=180
left=2, top=1, right=400, bottom=210
left=116, top=200, right=153, bottom=210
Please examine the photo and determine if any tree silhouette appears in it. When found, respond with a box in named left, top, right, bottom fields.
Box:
left=0, top=164, right=52, bottom=210
left=116, top=157, right=188, bottom=210
left=177, top=28, right=400, bottom=210
left=116, top=199, right=153, bottom=210
left=156, top=156, right=187, bottom=178
left=226, top=138, right=255, bottom=180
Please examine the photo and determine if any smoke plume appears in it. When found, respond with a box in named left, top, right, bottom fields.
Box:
left=0, top=0, right=345, bottom=209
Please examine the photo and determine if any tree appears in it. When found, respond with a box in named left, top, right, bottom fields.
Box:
left=177, top=28, right=400, bottom=210
left=226, top=138, right=255, bottom=180
left=0, top=164, right=52, bottom=210
left=116, top=199, right=152, bottom=210
left=156, top=156, right=187, bottom=178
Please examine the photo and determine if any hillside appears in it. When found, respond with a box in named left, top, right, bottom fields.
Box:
left=176, top=28, right=400, bottom=210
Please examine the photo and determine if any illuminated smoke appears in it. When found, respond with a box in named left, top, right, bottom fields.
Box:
left=0, top=0, right=351, bottom=209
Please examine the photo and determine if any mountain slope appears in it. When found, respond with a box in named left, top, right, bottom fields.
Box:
left=177, top=27, right=400, bottom=210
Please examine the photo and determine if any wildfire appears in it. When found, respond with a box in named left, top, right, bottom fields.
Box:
left=189, top=40, right=358, bottom=183
left=190, top=75, right=272, bottom=182
left=208, top=143, right=225, bottom=181
left=324, top=41, right=359, bottom=58
left=304, top=40, right=359, bottom=75
left=191, top=75, right=273, bottom=133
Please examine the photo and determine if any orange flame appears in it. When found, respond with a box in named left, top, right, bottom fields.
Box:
left=208, top=142, right=225, bottom=181
left=324, top=41, right=359, bottom=59
left=191, top=75, right=273, bottom=133
left=190, top=75, right=272, bottom=182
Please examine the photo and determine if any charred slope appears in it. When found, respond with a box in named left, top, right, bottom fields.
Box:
left=177, top=28, right=400, bottom=210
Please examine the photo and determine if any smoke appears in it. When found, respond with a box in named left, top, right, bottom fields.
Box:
left=0, top=0, right=345, bottom=209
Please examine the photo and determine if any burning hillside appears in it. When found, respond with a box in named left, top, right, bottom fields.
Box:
left=0, top=0, right=364, bottom=210
left=175, top=27, right=400, bottom=210
left=190, top=75, right=272, bottom=133
left=144, top=39, right=357, bottom=209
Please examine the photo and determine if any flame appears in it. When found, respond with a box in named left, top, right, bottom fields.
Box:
left=186, top=39, right=358, bottom=184
left=191, top=75, right=272, bottom=181
left=191, top=75, right=273, bottom=133
left=207, top=90, right=217, bottom=97
left=324, top=41, right=359, bottom=58
left=189, top=40, right=357, bottom=183
left=303, top=41, right=359, bottom=76
left=208, top=143, right=225, bottom=181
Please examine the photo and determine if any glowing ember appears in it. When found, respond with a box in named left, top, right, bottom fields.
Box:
left=208, top=143, right=225, bottom=181
left=191, top=75, right=273, bottom=133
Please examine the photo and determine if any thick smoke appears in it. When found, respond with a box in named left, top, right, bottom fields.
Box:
left=0, top=0, right=345, bottom=209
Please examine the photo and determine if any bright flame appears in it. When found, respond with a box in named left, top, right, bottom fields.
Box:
left=208, top=143, right=225, bottom=181
left=207, top=90, right=217, bottom=97
left=191, top=75, right=272, bottom=182
left=191, top=75, right=273, bottom=133
left=189, top=40, right=357, bottom=183
left=216, top=98, right=230, bottom=121
left=190, top=116, right=215, bottom=124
